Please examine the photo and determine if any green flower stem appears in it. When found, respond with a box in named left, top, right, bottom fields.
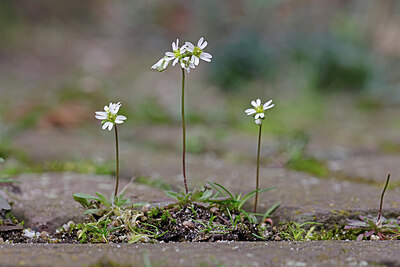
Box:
left=181, top=68, right=189, bottom=194
left=254, top=123, right=262, bottom=213
left=114, top=124, right=120, bottom=198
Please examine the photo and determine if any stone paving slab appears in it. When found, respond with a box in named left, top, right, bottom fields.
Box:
left=5, top=169, right=400, bottom=233
left=1, top=242, right=399, bottom=267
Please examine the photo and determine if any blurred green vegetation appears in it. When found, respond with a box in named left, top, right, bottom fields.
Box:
left=0, top=159, right=114, bottom=178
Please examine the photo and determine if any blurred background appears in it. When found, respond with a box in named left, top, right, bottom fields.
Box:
left=0, top=0, right=399, bottom=188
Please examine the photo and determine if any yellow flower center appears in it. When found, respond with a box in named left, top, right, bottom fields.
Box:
left=193, top=47, right=203, bottom=57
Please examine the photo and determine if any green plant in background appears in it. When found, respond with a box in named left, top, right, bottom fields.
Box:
left=152, top=37, right=212, bottom=194
left=245, top=98, right=274, bottom=213
left=95, top=102, right=127, bottom=198
left=345, top=174, right=400, bottom=241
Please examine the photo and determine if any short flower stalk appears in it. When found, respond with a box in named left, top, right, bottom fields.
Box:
left=245, top=99, right=274, bottom=213
left=95, top=102, right=127, bottom=199
left=152, top=37, right=212, bottom=194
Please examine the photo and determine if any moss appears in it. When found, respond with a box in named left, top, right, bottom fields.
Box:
left=286, top=156, right=329, bottom=177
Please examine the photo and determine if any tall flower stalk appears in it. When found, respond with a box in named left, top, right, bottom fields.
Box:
left=245, top=98, right=274, bottom=213
left=95, top=102, right=127, bottom=199
left=152, top=37, right=212, bottom=194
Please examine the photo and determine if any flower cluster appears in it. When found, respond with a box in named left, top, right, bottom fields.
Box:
left=245, top=99, right=274, bottom=125
left=95, top=102, right=127, bottom=130
left=151, top=37, right=212, bottom=73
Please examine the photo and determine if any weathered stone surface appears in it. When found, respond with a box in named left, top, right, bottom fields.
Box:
left=1, top=242, right=400, bottom=266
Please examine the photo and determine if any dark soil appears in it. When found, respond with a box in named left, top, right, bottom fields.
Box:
left=53, top=203, right=279, bottom=243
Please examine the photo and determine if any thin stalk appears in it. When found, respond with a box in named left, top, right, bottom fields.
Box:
left=377, top=173, right=390, bottom=222
left=114, top=125, right=120, bottom=198
left=254, top=124, right=262, bottom=213
left=181, top=68, right=188, bottom=194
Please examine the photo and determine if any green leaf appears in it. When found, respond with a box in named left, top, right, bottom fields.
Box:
left=72, top=193, right=99, bottom=201
left=83, top=209, right=101, bottom=215
left=209, top=182, right=233, bottom=199
left=95, top=192, right=111, bottom=208
left=72, top=193, right=99, bottom=208
left=0, top=194, right=11, bottom=210
left=165, top=191, right=179, bottom=200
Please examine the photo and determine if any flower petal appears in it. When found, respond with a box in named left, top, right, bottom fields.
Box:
left=197, top=37, right=204, bottom=47
left=256, top=99, right=261, bottom=106
left=245, top=109, right=256, bottom=115
left=251, top=100, right=257, bottom=107
left=102, top=122, right=110, bottom=130
left=199, top=40, right=208, bottom=50
left=107, top=122, right=113, bottom=130
left=185, top=42, right=194, bottom=52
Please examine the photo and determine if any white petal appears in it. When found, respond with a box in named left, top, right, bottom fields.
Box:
left=185, top=42, right=194, bottom=52
left=197, top=37, right=204, bottom=47
left=256, top=99, right=261, bottom=106
left=193, top=55, right=199, bottom=66
left=200, top=41, right=207, bottom=50
left=201, top=52, right=212, bottom=59
left=112, top=103, right=121, bottom=114
left=116, top=115, right=127, bottom=122
left=173, top=58, right=179, bottom=66
left=180, top=46, right=186, bottom=53
left=165, top=52, right=174, bottom=57
left=255, top=112, right=266, bottom=119
left=245, top=109, right=256, bottom=115
left=263, top=100, right=274, bottom=110
left=151, top=58, right=164, bottom=69
left=95, top=112, right=107, bottom=120
left=251, top=100, right=257, bottom=107
left=200, top=53, right=211, bottom=62
left=102, top=122, right=110, bottom=130
left=108, top=122, right=114, bottom=130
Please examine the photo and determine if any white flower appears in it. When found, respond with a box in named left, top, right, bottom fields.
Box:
left=151, top=56, right=172, bottom=72
left=95, top=102, right=127, bottom=131
left=180, top=56, right=195, bottom=73
left=23, top=229, right=39, bottom=239
left=245, top=99, right=274, bottom=125
left=165, top=39, right=187, bottom=66
left=185, top=37, right=212, bottom=66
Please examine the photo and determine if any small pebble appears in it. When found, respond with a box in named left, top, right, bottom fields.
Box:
left=182, top=221, right=195, bottom=229
left=274, top=236, right=281, bottom=241
left=39, top=231, right=49, bottom=239
left=210, top=207, right=219, bottom=214
left=142, top=204, right=151, bottom=213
